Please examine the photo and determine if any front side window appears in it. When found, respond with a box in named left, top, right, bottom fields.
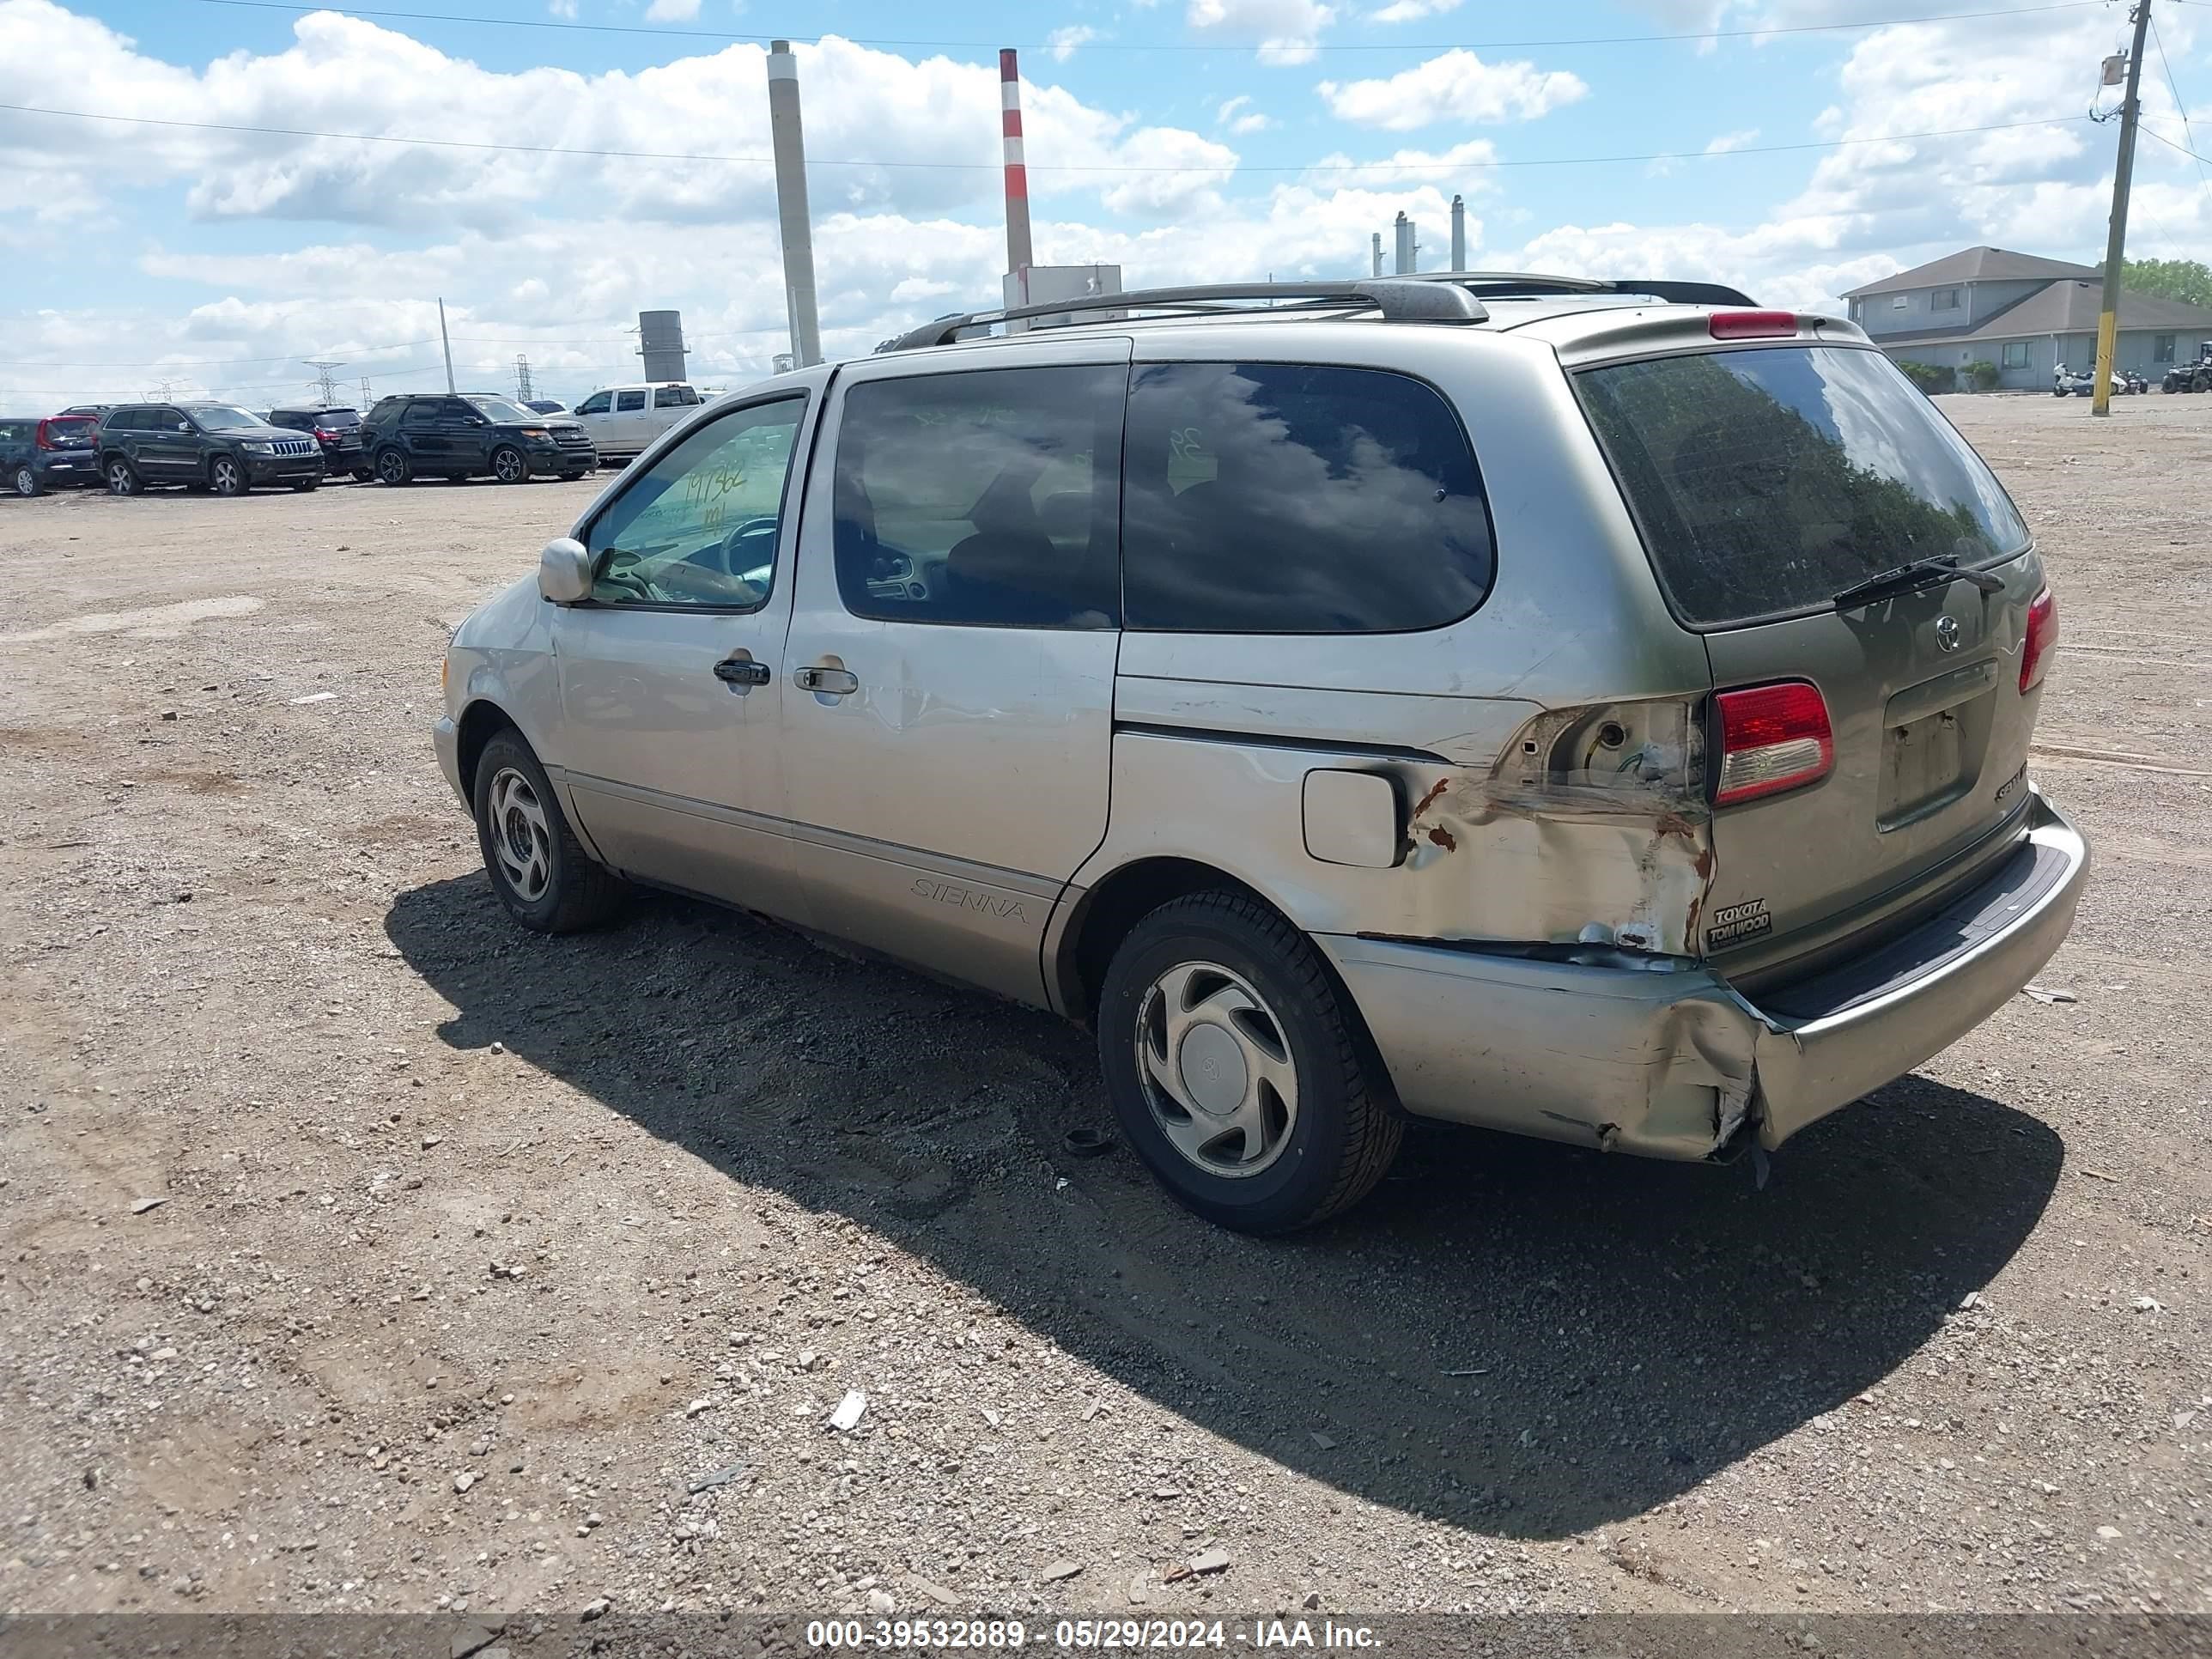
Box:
left=831, top=364, right=1125, bottom=629
left=2155, top=334, right=2177, bottom=363
left=574, top=392, right=611, bottom=416
left=1122, top=362, right=1493, bottom=635
left=2000, top=341, right=2030, bottom=369
left=616, top=390, right=647, bottom=413
left=583, top=397, right=805, bottom=609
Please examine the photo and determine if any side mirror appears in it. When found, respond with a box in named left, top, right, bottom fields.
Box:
left=538, top=537, right=593, bottom=605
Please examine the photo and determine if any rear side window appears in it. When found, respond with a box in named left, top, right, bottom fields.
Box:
left=1122, top=362, right=1492, bottom=635
left=832, top=365, right=1124, bottom=629
left=616, top=390, right=647, bottom=412
left=654, top=386, right=700, bottom=409
left=1577, top=345, right=2031, bottom=629
left=403, top=402, right=440, bottom=428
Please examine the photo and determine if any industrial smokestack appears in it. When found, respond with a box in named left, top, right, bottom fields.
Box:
left=766, top=40, right=823, bottom=368
left=1449, top=194, right=1466, bottom=272
left=1370, top=233, right=1382, bottom=278
left=1000, top=49, right=1034, bottom=283
left=1393, top=211, right=1413, bottom=276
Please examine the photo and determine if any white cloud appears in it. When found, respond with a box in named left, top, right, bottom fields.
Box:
left=1047, top=25, right=1101, bottom=61
left=1370, top=0, right=1460, bottom=21
left=547, top=0, right=578, bottom=16
left=1187, top=0, right=1335, bottom=64
left=1705, top=128, right=1758, bottom=153
left=1302, top=137, right=1499, bottom=190
left=1318, top=51, right=1589, bottom=131
left=643, top=0, right=701, bottom=20
left=1217, top=94, right=1273, bottom=134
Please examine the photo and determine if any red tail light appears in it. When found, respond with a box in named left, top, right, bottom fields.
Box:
left=1708, top=310, right=1800, bottom=340
left=2020, top=586, right=2057, bottom=692
left=1714, top=681, right=1834, bottom=805
left=34, top=420, right=57, bottom=449
left=313, top=428, right=337, bottom=441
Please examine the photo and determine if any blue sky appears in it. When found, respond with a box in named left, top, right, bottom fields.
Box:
left=1, top=0, right=2207, bottom=407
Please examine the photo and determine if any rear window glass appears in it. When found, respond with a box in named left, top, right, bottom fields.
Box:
left=45, top=416, right=97, bottom=440
left=1577, top=345, right=2029, bottom=629
left=1122, top=362, right=1492, bottom=635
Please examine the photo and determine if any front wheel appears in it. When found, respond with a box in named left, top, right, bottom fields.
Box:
left=490, top=445, right=529, bottom=484
left=471, top=730, right=626, bottom=933
left=12, top=464, right=37, bottom=497
left=374, top=447, right=413, bottom=486
left=105, top=457, right=140, bottom=495
left=1096, top=891, right=1401, bottom=1233
left=210, top=456, right=246, bottom=496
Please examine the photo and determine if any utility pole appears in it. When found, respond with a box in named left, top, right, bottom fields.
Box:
left=2093, top=0, right=2151, bottom=416
left=765, top=41, right=823, bottom=368
left=437, top=298, right=457, bottom=393
left=1370, top=232, right=1382, bottom=278
left=304, top=359, right=343, bottom=404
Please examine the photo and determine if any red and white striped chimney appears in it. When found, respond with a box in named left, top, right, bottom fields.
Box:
left=1000, top=48, right=1034, bottom=291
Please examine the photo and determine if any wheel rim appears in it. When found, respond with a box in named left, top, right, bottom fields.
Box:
left=495, top=449, right=524, bottom=482
left=214, top=460, right=240, bottom=493
left=487, top=766, right=553, bottom=902
left=108, top=462, right=131, bottom=493
left=1133, top=960, right=1299, bottom=1179
left=378, top=451, right=405, bottom=483
left=14, top=467, right=32, bottom=495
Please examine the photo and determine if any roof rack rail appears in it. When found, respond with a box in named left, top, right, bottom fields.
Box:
left=883, top=277, right=1487, bottom=352
left=1407, top=271, right=1759, bottom=307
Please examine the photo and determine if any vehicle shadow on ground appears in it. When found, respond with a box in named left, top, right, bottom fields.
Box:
left=386, top=875, right=2064, bottom=1541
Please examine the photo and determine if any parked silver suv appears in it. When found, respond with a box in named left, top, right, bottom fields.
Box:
left=435, top=276, right=2087, bottom=1233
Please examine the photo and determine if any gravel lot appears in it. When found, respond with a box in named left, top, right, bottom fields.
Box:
left=1, top=392, right=2206, bottom=1622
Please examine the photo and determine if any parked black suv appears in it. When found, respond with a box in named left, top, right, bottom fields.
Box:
left=269, top=404, right=368, bottom=478
left=360, top=392, right=596, bottom=485
left=97, top=403, right=323, bottom=495
left=2, top=413, right=103, bottom=495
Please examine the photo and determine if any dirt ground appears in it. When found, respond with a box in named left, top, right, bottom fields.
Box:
left=0, top=390, right=2206, bottom=1623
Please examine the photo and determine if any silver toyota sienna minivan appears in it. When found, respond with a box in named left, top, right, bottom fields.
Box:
left=435, top=276, right=2088, bottom=1233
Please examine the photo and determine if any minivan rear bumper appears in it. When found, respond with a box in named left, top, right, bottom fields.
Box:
left=1317, top=789, right=2088, bottom=1162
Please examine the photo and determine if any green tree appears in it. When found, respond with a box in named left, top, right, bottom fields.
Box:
left=2122, top=258, right=2212, bottom=307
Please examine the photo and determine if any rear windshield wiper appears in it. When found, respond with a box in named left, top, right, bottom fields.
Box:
left=1833, top=554, right=2005, bottom=611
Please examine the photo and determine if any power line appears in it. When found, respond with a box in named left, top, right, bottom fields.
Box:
left=175, top=0, right=2104, bottom=52
left=0, top=338, right=439, bottom=368
left=2142, top=121, right=2212, bottom=167
left=2148, top=17, right=2212, bottom=212
left=0, top=101, right=2092, bottom=176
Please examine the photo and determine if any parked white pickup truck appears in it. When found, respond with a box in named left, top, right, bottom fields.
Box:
left=568, top=382, right=703, bottom=461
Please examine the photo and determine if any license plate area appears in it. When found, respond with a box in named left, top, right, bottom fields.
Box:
left=1878, top=668, right=1997, bottom=831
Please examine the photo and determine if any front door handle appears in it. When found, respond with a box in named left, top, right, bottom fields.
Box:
left=713, top=655, right=771, bottom=690
left=794, top=665, right=860, bottom=696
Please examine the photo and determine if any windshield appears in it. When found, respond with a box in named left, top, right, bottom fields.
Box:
left=192, top=405, right=263, bottom=430
left=1576, top=344, right=2030, bottom=629
left=465, top=396, right=535, bottom=424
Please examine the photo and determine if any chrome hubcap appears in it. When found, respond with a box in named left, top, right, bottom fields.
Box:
left=1134, top=960, right=1298, bottom=1178
left=216, top=462, right=238, bottom=490
left=496, top=452, right=523, bottom=480
left=109, top=464, right=131, bottom=491
left=14, top=468, right=32, bottom=495
left=487, top=766, right=552, bottom=902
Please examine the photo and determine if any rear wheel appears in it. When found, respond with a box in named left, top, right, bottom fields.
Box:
left=471, top=730, right=626, bottom=933
left=104, top=457, right=140, bottom=495
left=210, top=456, right=246, bottom=496
left=12, top=464, right=37, bottom=497
left=490, top=445, right=529, bottom=484
left=1096, top=891, right=1401, bottom=1233
left=374, top=447, right=412, bottom=486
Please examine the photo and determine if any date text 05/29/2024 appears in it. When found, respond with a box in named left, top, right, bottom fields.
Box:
left=803, top=1620, right=1383, bottom=1650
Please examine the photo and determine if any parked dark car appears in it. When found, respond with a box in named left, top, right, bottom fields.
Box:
left=359, top=392, right=596, bottom=485
left=268, top=404, right=368, bottom=478
left=522, top=398, right=568, bottom=416
left=58, top=404, right=117, bottom=420
left=95, top=402, right=324, bottom=495
left=2, top=413, right=104, bottom=495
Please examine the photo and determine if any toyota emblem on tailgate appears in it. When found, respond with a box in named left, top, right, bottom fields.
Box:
left=1936, top=614, right=1962, bottom=652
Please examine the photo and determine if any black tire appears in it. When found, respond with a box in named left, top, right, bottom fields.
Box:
left=104, top=456, right=140, bottom=496
left=489, top=445, right=529, bottom=484
left=1096, top=890, right=1401, bottom=1233
left=559, top=469, right=588, bottom=481
left=374, top=447, right=412, bottom=486
left=209, top=455, right=246, bottom=496
left=12, top=463, right=38, bottom=497
left=471, top=729, right=626, bottom=933
left=292, top=477, right=319, bottom=492
left=351, top=467, right=374, bottom=483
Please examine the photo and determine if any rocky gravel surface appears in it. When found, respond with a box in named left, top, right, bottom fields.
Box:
left=0, top=393, right=2206, bottom=1620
